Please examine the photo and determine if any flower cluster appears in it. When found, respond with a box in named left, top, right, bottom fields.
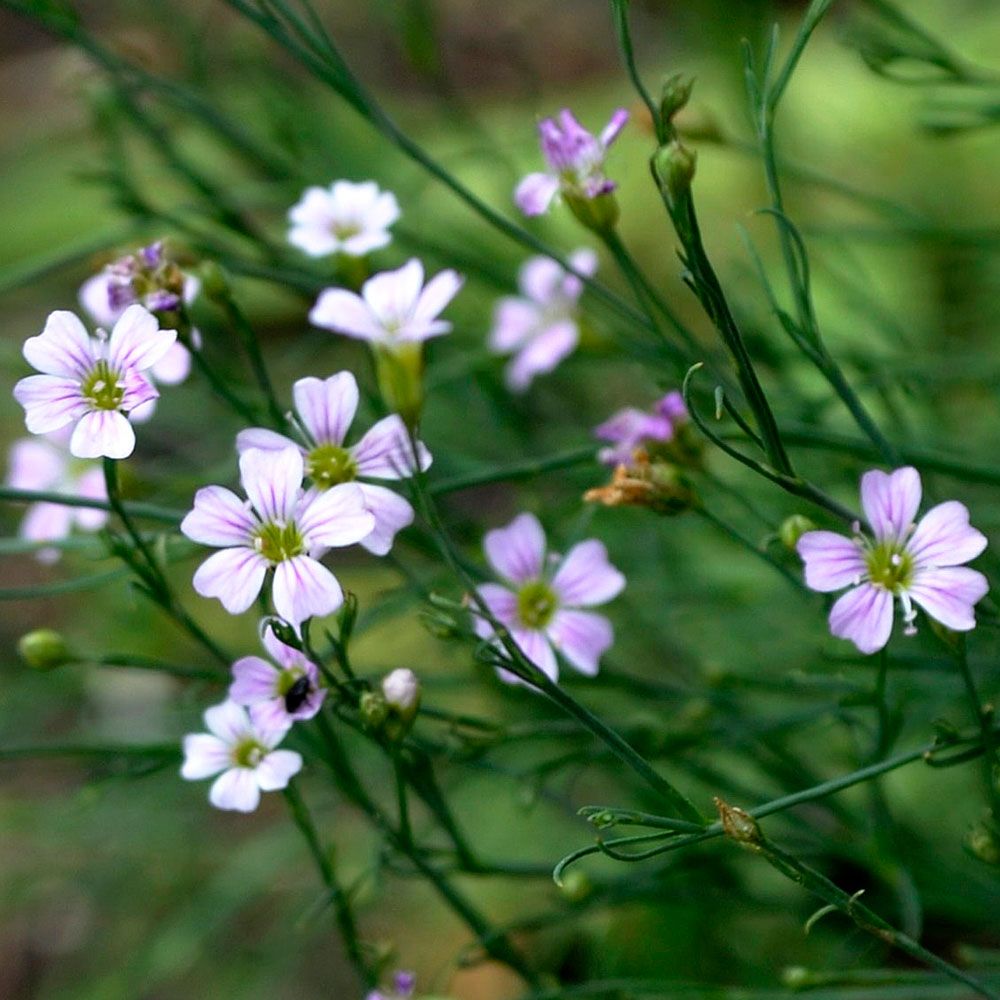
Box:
left=594, top=391, right=689, bottom=467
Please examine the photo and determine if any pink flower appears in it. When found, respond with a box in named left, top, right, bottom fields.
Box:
left=309, top=258, right=463, bottom=346
left=515, top=108, right=629, bottom=216
left=797, top=467, right=989, bottom=654
left=13, top=306, right=177, bottom=459
left=180, top=446, right=375, bottom=627
left=236, top=372, right=430, bottom=555
left=288, top=179, right=400, bottom=258
left=229, top=628, right=326, bottom=728
left=180, top=700, right=302, bottom=812
left=473, top=513, right=625, bottom=683
left=489, top=250, right=597, bottom=392
left=5, top=432, right=107, bottom=563
left=594, top=391, right=688, bottom=466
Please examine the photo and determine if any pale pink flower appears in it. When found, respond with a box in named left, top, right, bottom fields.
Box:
left=797, top=467, right=989, bottom=654
left=594, top=391, right=688, bottom=466
left=473, top=513, right=625, bottom=683
left=229, top=629, right=325, bottom=729
left=180, top=446, right=375, bottom=627
left=13, top=306, right=176, bottom=459
left=180, top=700, right=302, bottom=812
left=5, top=432, right=107, bottom=563
left=515, top=108, right=629, bottom=216
left=288, top=179, right=400, bottom=258
left=236, top=372, right=430, bottom=555
left=489, top=249, right=597, bottom=392
left=309, top=258, right=463, bottom=346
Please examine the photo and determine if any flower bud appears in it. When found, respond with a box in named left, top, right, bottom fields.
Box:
left=966, top=822, right=1000, bottom=866
left=714, top=797, right=761, bottom=848
left=360, top=690, right=390, bottom=730
left=557, top=868, right=593, bottom=903
left=18, top=629, right=73, bottom=670
left=375, top=343, right=424, bottom=429
left=652, top=141, right=697, bottom=209
left=382, top=668, right=421, bottom=741
left=660, top=73, right=695, bottom=126
left=779, top=514, right=817, bottom=551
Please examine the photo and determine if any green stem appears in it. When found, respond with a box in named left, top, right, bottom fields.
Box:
left=0, top=486, right=184, bottom=525
left=954, top=635, right=1000, bottom=817
left=430, top=446, right=596, bottom=496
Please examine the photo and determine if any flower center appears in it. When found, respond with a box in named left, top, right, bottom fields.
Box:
left=275, top=665, right=305, bottom=696
left=252, top=519, right=305, bottom=564
left=306, top=443, right=357, bottom=489
left=865, top=541, right=914, bottom=593
left=231, top=737, right=266, bottom=768
left=332, top=221, right=361, bottom=239
left=517, top=579, right=559, bottom=629
left=81, top=359, right=125, bottom=411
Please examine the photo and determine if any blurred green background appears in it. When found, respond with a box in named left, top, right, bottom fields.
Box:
left=3, top=1, right=1000, bottom=998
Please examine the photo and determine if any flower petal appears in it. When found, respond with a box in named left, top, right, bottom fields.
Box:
left=288, top=225, right=340, bottom=258
left=249, top=702, right=293, bottom=747
left=309, top=288, right=382, bottom=342
left=355, top=483, right=414, bottom=555
left=909, top=566, right=989, bottom=632
left=547, top=609, right=613, bottom=676
left=14, top=375, right=87, bottom=434
left=473, top=583, right=519, bottom=639
left=151, top=341, right=192, bottom=385
left=797, top=531, right=867, bottom=593
left=72, top=467, right=109, bottom=531
left=70, top=410, right=136, bottom=460
left=351, top=415, right=430, bottom=479
left=239, top=446, right=303, bottom=523
left=271, top=555, right=344, bottom=626
left=829, top=584, right=894, bottom=655
left=599, top=107, right=629, bottom=148
left=860, top=467, right=921, bottom=541
left=181, top=485, right=257, bottom=547
left=204, top=700, right=253, bottom=743
left=509, top=627, right=558, bottom=682
left=23, top=311, right=95, bottom=378
left=412, top=268, right=463, bottom=325
left=514, top=172, right=560, bottom=216
left=362, top=258, right=425, bottom=327
left=907, top=501, right=987, bottom=568
left=236, top=428, right=300, bottom=455
left=107, top=304, right=177, bottom=372
left=483, top=512, right=546, bottom=585
left=209, top=768, right=261, bottom=812
left=551, top=539, right=625, bottom=607
left=192, top=547, right=268, bottom=614
left=505, top=320, right=578, bottom=392
left=490, top=298, right=538, bottom=353
left=79, top=275, right=120, bottom=328
left=255, top=749, right=303, bottom=791
left=6, top=438, right=64, bottom=490
left=180, top=734, right=231, bottom=780
left=20, top=502, right=73, bottom=549
left=298, top=482, right=375, bottom=549
left=293, top=372, right=358, bottom=447
left=519, top=257, right=564, bottom=303
left=229, top=656, right=280, bottom=705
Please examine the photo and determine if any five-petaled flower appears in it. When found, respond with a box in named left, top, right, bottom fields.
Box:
left=594, top=391, right=688, bottom=467
left=180, top=446, right=375, bottom=627
left=180, top=700, right=302, bottom=812
left=489, top=249, right=597, bottom=392
left=236, top=372, right=430, bottom=555
left=288, top=179, right=400, bottom=258
left=5, top=432, right=107, bottom=563
left=309, top=258, right=463, bottom=347
left=229, top=628, right=326, bottom=729
left=515, top=107, right=629, bottom=218
left=797, top=467, right=989, bottom=654
left=474, top=512, right=625, bottom=683
left=14, top=306, right=177, bottom=460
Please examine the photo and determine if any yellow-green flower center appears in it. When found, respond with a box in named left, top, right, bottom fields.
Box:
left=307, top=443, right=357, bottom=489
left=275, top=666, right=305, bottom=696
left=231, top=737, right=266, bottom=768
left=517, top=579, right=559, bottom=629
left=81, top=359, right=125, bottom=411
left=865, top=541, right=914, bottom=593
left=252, top=519, right=305, bottom=564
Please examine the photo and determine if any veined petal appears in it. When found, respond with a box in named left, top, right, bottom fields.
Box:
left=351, top=415, right=429, bottom=479
left=907, top=501, right=987, bottom=568
left=23, top=311, right=96, bottom=378
left=70, top=410, right=136, bottom=460
left=294, top=373, right=358, bottom=446
left=192, top=547, right=268, bottom=614
left=204, top=700, right=253, bottom=743
left=271, top=554, right=343, bottom=626
left=14, top=375, right=87, bottom=434
left=829, top=583, right=894, bottom=655
left=229, top=656, right=280, bottom=705
left=255, top=749, right=303, bottom=791
left=181, top=485, right=257, bottom=547
left=309, top=288, right=382, bottom=341
left=860, top=467, right=921, bottom=542
left=180, top=734, right=231, bottom=780
left=909, top=566, right=989, bottom=632
left=298, top=482, right=375, bottom=549
left=240, top=446, right=303, bottom=523
left=107, top=304, right=177, bottom=372
left=483, top=512, right=546, bottom=585
left=355, top=483, right=414, bottom=555
left=236, top=427, right=300, bottom=454
left=797, top=531, right=867, bottom=593
left=547, top=609, right=613, bottom=676
left=514, top=172, right=560, bottom=216
left=551, top=539, right=625, bottom=607
left=209, top=767, right=261, bottom=812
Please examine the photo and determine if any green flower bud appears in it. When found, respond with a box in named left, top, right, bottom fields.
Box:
left=18, top=630, right=73, bottom=671
left=360, top=690, right=390, bottom=730
left=660, top=73, right=695, bottom=126
left=557, top=868, right=593, bottom=903
left=779, top=514, right=817, bottom=551
left=652, top=141, right=697, bottom=209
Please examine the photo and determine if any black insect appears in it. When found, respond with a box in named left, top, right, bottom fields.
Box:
left=284, top=675, right=312, bottom=713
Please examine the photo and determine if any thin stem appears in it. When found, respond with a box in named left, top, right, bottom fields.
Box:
left=0, top=487, right=185, bottom=525
left=954, top=635, right=1000, bottom=816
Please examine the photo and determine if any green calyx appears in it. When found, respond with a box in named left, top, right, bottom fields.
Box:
left=252, top=519, right=305, bottom=564
left=865, top=540, right=914, bottom=593
left=307, top=443, right=357, bottom=489
left=81, top=360, right=125, bottom=411
left=231, top=737, right=266, bottom=768
left=517, top=579, right=559, bottom=629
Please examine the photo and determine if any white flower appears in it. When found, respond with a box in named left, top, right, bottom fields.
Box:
left=288, top=180, right=400, bottom=258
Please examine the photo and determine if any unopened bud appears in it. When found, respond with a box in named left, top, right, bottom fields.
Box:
left=652, top=141, right=697, bottom=208
left=966, top=822, right=1000, bottom=866
left=360, top=690, right=390, bottom=730
left=557, top=868, right=593, bottom=903
left=383, top=668, right=421, bottom=718
left=779, top=514, right=817, bottom=551
left=660, top=73, right=695, bottom=126
left=714, top=797, right=761, bottom=848
left=18, top=630, right=73, bottom=671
